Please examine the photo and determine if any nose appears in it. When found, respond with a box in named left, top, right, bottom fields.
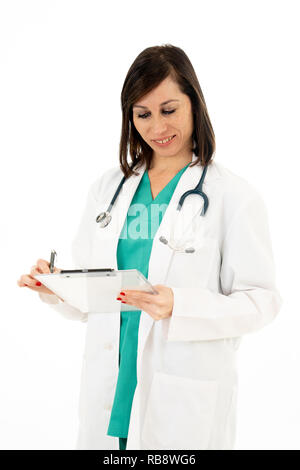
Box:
left=149, top=115, right=169, bottom=136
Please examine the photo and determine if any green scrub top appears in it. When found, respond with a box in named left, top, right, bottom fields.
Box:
left=106, top=162, right=190, bottom=439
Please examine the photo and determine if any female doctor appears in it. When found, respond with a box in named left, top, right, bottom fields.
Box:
left=17, top=44, right=282, bottom=450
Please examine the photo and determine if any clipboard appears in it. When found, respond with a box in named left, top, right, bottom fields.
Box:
left=34, top=268, right=158, bottom=313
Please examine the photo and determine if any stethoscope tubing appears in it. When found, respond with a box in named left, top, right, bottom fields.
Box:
left=176, top=164, right=209, bottom=216
left=96, top=164, right=209, bottom=227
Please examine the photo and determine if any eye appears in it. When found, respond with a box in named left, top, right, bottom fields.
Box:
left=137, top=112, right=150, bottom=119
left=137, top=109, right=176, bottom=119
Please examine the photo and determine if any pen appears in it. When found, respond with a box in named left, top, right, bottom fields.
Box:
left=49, top=249, right=57, bottom=273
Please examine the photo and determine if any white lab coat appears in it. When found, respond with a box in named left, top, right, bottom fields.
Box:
left=39, top=153, right=282, bottom=450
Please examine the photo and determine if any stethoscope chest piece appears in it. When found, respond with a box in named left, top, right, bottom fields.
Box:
left=96, top=211, right=112, bottom=228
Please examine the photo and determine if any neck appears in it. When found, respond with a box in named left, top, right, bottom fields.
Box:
left=149, top=152, right=193, bottom=173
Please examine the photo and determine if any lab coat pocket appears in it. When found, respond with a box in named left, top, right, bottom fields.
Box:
left=141, top=371, right=219, bottom=450
left=166, top=237, right=220, bottom=288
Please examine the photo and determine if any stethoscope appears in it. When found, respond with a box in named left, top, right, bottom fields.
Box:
left=96, top=163, right=209, bottom=253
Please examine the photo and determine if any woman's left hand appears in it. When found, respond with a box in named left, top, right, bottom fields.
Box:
left=116, top=284, right=174, bottom=321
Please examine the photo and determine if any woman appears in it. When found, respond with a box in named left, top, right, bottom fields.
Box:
left=17, top=44, right=282, bottom=450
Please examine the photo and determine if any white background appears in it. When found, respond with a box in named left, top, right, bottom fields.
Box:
left=0, top=0, right=299, bottom=450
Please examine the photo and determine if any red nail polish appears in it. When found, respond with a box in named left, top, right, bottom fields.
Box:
left=36, top=282, right=41, bottom=286
left=116, top=297, right=121, bottom=300
left=120, top=292, right=125, bottom=296
left=121, top=301, right=126, bottom=303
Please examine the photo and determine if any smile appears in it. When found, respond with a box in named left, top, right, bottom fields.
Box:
left=152, top=135, right=176, bottom=146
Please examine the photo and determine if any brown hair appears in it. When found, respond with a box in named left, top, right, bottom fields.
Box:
left=119, top=44, right=216, bottom=178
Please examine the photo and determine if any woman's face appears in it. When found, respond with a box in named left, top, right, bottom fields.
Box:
left=132, top=75, right=194, bottom=166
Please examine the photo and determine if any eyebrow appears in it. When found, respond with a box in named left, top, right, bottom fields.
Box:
left=132, top=99, right=179, bottom=109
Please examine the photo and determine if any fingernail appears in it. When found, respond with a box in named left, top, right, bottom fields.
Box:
left=116, top=297, right=121, bottom=301
left=121, top=301, right=126, bottom=303
left=36, top=282, right=41, bottom=286
left=120, top=292, right=125, bottom=296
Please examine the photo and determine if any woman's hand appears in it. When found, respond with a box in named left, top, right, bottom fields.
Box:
left=116, top=284, right=174, bottom=321
left=17, top=258, right=62, bottom=296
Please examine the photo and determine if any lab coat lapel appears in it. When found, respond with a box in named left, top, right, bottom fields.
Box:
left=137, top=155, right=217, bottom=374
left=148, top=153, right=212, bottom=285
left=98, top=164, right=147, bottom=269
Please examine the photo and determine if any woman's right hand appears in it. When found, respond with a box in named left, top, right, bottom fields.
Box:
left=17, top=258, right=62, bottom=296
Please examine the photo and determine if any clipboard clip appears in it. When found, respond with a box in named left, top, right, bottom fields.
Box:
left=59, top=268, right=116, bottom=275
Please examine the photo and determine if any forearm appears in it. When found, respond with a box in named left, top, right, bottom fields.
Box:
left=38, top=292, right=88, bottom=323
left=167, top=193, right=283, bottom=342
left=167, top=285, right=282, bottom=341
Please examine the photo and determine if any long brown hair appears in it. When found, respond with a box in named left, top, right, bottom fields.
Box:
left=119, top=44, right=216, bottom=178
